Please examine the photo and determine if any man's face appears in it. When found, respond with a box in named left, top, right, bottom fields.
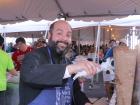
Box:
left=48, top=21, right=72, bottom=54
left=16, top=42, right=25, bottom=51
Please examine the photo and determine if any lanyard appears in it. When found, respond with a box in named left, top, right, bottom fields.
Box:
left=47, top=47, right=67, bottom=64
left=47, top=47, right=55, bottom=64
left=47, top=47, right=74, bottom=104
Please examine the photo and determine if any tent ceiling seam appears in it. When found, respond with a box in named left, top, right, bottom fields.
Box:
left=68, top=14, right=134, bottom=18
left=54, top=0, right=67, bottom=19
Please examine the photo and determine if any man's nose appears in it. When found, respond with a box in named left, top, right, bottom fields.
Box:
left=61, top=34, right=68, bottom=41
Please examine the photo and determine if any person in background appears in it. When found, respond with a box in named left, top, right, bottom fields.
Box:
left=33, top=37, right=47, bottom=49
left=99, top=47, right=104, bottom=63
left=119, top=38, right=127, bottom=46
left=103, top=39, right=116, bottom=101
left=12, top=37, right=32, bottom=71
left=104, top=39, right=116, bottom=60
left=19, top=20, right=100, bottom=105
left=0, top=35, right=17, bottom=105
left=87, top=46, right=95, bottom=61
left=6, top=42, right=13, bottom=53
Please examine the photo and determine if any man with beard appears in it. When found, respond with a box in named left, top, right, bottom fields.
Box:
left=19, top=20, right=99, bottom=105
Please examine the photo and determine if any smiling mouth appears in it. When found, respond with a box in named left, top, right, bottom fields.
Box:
left=58, top=42, right=67, bottom=48
left=57, top=41, right=68, bottom=46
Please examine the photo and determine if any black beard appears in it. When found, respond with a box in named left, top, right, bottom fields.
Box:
left=48, top=40, right=71, bottom=56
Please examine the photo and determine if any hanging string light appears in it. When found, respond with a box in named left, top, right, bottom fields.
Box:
left=106, top=25, right=116, bottom=40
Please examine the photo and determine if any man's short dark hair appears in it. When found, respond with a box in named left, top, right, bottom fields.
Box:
left=16, top=37, right=26, bottom=44
left=49, top=21, right=57, bottom=35
left=48, top=20, right=72, bottom=36
left=0, top=35, right=4, bottom=46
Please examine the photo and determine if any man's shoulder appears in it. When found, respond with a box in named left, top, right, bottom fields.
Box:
left=12, top=50, right=21, bottom=56
left=0, top=49, right=9, bottom=58
left=34, top=47, right=48, bottom=54
left=26, top=46, right=33, bottom=52
left=25, top=47, right=48, bottom=58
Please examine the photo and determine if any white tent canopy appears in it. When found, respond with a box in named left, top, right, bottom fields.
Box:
left=0, top=15, right=139, bottom=42
left=109, top=15, right=140, bottom=26
left=1, top=20, right=50, bottom=33
left=0, top=0, right=140, bottom=24
left=0, top=20, right=99, bottom=33
left=1, top=15, right=140, bottom=34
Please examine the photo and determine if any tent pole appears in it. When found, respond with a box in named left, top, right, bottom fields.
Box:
left=95, top=23, right=101, bottom=83
left=3, top=33, right=6, bottom=51
left=109, top=28, right=112, bottom=40
left=90, top=22, right=101, bottom=87
left=2, top=26, right=6, bottom=51
left=94, top=22, right=101, bottom=63
left=44, top=23, right=49, bottom=39
left=78, top=30, right=80, bottom=54
left=93, top=26, right=95, bottom=45
left=31, top=34, right=34, bottom=44
left=89, top=22, right=101, bottom=88
left=103, top=28, right=105, bottom=44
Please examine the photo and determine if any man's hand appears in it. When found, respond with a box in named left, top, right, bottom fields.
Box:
left=67, top=60, right=100, bottom=76
left=9, top=69, right=17, bottom=76
left=85, top=102, right=92, bottom=105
